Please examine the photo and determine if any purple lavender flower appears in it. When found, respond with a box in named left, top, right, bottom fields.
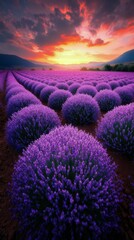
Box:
left=56, top=83, right=68, bottom=90
left=6, top=104, right=61, bottom=152
left=33, top=83, right=47, bottom=97
left=40, top=86, right=57, bottom=103
left=97, top=103, right=134, bottom=154
left=48, top=90, right=72, bottom=111
left=96, top=83, right=111, bottom=91
left=6, top=92, right=41, bottom=118
left=62, top=94, right=100, bottom=125
left=69, top=83, right=81, bottom=94
left=11, top=126, right=122, bottom=239
left=77, top=85, right=97, bottom=97
left=6, top=87, right=25, bottom=103
left=95, top=90, right=121, bottom=112
left=109, top=81, right=120, bottom=90
left=115, top=86, right=134, bottom=105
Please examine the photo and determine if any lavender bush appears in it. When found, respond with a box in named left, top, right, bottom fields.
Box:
left=96, top=83, right=111, bottom=92
left=77, top=85, right=97, bottom=97
left=69, top=83, right=81, bottom=94
left=109, top=81, right=120, bottom=90
left=48, top=90, right=72, bottom=111
left=40, top=86, right=57, bottom=103
left=56, top=83, right=68, bottom=90
left=33, top=83, right=46, bottom=97
left=95, top=90, right=121, bottom=112
left=97, top=103, right=134, bottom=155
left=6, top=87, right=25, bottom=102
left=6, top=105, right=61, bottom=152
left=62, top=94, right=100, bottom=125
left=115, top=86, right=134, bottom=105
left=11, top=126, right=122, bottom=239
left=6, top=92, right=41, bottom=118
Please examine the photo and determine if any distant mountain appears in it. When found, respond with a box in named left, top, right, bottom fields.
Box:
left=0, top=49, right=134, bottom=70
left=108, top=49, right=134, bottom=65
left=0, top=54, right=38, bottom=69
left=54, top=49, right=134, bottom=69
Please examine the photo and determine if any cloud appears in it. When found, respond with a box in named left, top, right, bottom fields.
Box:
left=0, top=21, right=14, bottom=43
left=0, top=0, right=133, bottom=63
left=13, top=18, right=35, bottom=30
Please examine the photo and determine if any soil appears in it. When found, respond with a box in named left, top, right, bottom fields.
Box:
left=0, top=74, right=134, bottom=239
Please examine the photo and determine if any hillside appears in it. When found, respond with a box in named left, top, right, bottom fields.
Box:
left=108, top=49, right=134, bottom=65
left=0, top=54, right=37, bottom=69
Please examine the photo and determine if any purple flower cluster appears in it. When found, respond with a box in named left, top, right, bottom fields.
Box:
left=6, top=92, right=41, bottom=118
left=33, top=83, right=46, bottom=97
left=109, top=81, right=120, bottom=90
left=97, top=103, right=134, bottom=154
left=62, top=94, right=100, bottom=125
left=95, top=90, right=121, bottom=112
left=6, top=104, right=61, bottom=152
left=69, top=83, right=81, bottom=94
left=115, top=86, right=134, bottom=105
left=40, top=86, right=57, bottom=103
left=48, top=90, right=72, bottom=111
left=56, top=83, right=68, bottom=90
left=77, top=85, right=97, bottom=97
left=11, top=126, right=122, bottom=239
left=5, top=86, right=25, bottom=103
left=96, top=83, right=111, bottom=91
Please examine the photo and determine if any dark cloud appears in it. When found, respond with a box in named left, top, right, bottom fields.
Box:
left=12, top=4, right=83, bottom=47
left=89, top=0, right=134, bottom=29
left=89, top=0, right=120, bottom=29
left=0, top=21, right=14, bottom=43
left=13, top=18, right=35, bottom=30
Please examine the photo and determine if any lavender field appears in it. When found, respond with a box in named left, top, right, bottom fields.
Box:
left=0, top=70, right=134, bottom=240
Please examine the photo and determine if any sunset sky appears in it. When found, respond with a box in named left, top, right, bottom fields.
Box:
left=0, top=0, right=134, bottom=65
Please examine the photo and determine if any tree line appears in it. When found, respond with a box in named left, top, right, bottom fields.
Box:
left=81, top=64, right=134, bottom=72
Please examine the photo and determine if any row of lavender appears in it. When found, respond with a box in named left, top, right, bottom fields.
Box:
left=16, top=69, right=134, bottom=84
left=6, top=72, right=61, bottom=152
left=4, top=71, right=134, bottom=239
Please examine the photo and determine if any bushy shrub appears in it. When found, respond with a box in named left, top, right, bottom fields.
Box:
left=97, top=103, right=134, bottom=154
left=40, top=86, right=57, bottom=103
left=67, top=80, right=73, bottom=85
left=33, top=83, right=46, bottom=97
left=49, top=81, right=57, bottom=86
left=11, top=126, right=122, bottom=239
left=30, top=82, right=38, bottom=93
left=6, top=87, right=25, bottom=103
left=128, top=84, right=134, bottom=97
left=48, top=90, right=72, bottom=111
left=95, top=90, right=121, bottom=112
left=6, top=93, right=41, bottom=118
left=24, top=81, right=33, bottom=91
left=96, top=83, right=111, bottom=91
left=62, top=94, right=100, bottom=125
left=6, top=105, right=61, bottom=152
left=115, top=86, right=134, bottom=105
left=109, top=81, right=120, bottom=90
left=56, top=83, right=68, bottom=90
left=69, top=83, right=81, bottom=94
left=77, top=85, right=97, bottom=97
